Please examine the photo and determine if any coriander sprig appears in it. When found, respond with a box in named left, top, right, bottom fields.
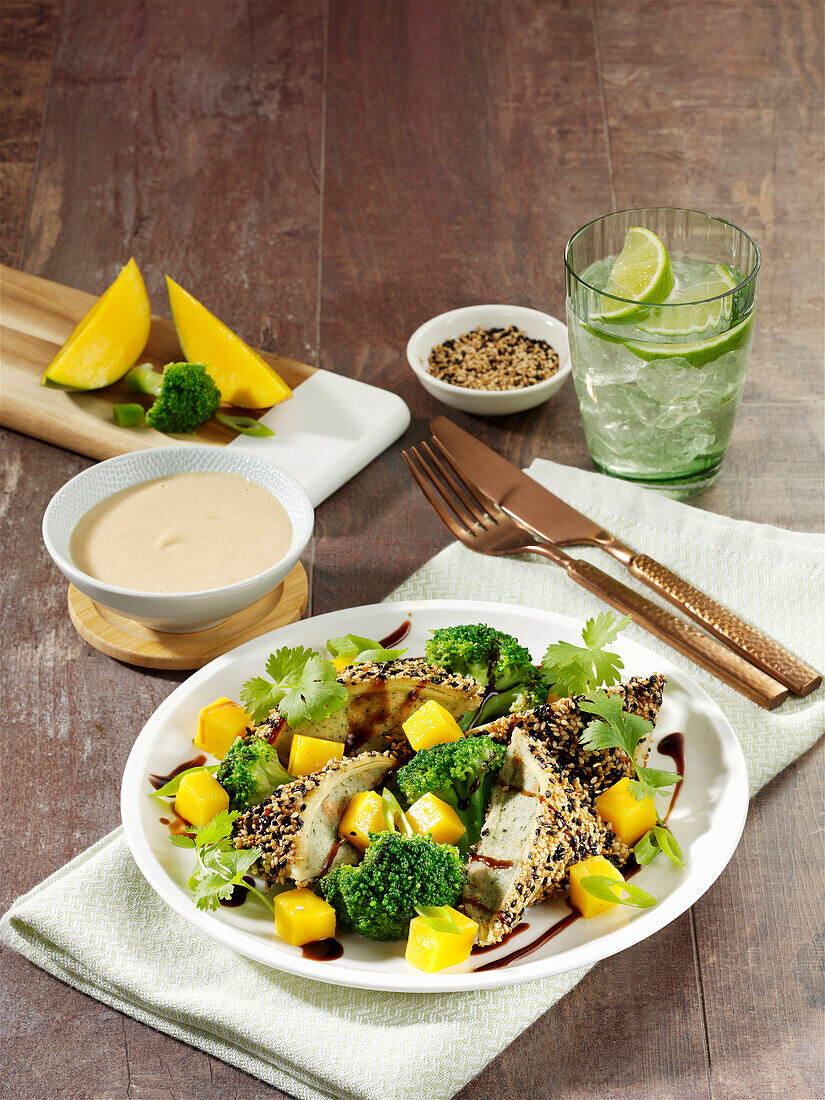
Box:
left=541, top=612, right=632, bottom=698
left=579, top=690, right=682, bottom=803
left=240, top=645, right=348, bottom=727
left=171, top=810, right=275, bottom=913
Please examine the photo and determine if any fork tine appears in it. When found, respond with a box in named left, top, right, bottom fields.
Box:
left=430, top=436, right=508, bottom=521
left=402, top=449, right=469, bottom=541
left=420, top=441, right=488, bottom=526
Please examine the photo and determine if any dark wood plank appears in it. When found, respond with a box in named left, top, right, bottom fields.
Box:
left=2, top=1, right=823, bottom=1098
left=596, top=0, right=825, bottom=531
left=318, top=4, right=709, bottom=1099
left=596, top=3, right=825, bottom=1096
left=0, top=0, right=61, bottom=265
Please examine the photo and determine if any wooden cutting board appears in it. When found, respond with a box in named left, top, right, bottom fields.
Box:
left=0, top=263, right=318, bottom=459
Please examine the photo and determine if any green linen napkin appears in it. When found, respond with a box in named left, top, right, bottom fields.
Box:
left=3, top=459, right=823, bottom=1100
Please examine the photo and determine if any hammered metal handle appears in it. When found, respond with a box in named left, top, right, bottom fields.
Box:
left=627, top=553, right=821, bottom=696
left=555, top=555, right=789, bottom=710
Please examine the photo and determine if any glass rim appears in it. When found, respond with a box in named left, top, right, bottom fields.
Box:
left=564, top=206, right=762, bottom=308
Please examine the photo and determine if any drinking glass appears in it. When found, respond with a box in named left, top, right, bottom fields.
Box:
left=565, top=207, right=760, bottom=498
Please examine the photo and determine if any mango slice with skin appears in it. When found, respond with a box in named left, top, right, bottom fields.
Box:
left=166, top=277, right=292, bottom=409
left=41, top=258, right=151, bottom=389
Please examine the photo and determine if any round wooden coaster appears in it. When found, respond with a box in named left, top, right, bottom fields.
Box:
left=67, top=563, right=308, bottom=670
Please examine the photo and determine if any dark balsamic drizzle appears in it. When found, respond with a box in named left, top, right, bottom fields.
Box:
left=379, top=621, right=411, bottom=648
left=469, top=854, right=513, bottom=870
left=470, top=922, right=529, bottom=956
left=473, top=907, right=579, bottom=972
left=302, top=938, right=344, bottom=961
left=657, top=732, right=685, bottom=823
left=149, top=754, right=207, bottom=791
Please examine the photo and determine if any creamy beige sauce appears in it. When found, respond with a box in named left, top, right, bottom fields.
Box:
left=70, top=471, right=292, bottom=592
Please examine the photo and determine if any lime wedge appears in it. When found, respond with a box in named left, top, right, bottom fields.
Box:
left=638, top=263, right=738, bottom=337
left=595, top=227, right=674, bottom=322
left=624, top=310, right=755, bottom=367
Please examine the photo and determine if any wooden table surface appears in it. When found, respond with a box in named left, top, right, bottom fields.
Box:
left=2, top=3, right=823, bottom=1097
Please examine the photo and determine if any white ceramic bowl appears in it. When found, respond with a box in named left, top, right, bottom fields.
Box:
left=406, top=304, right=571, bottom=416
left=43, top=447, right=314, bottom=632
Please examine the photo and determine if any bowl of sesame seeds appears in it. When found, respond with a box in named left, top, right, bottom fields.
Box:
left=406, top=304, right=571, bottom=415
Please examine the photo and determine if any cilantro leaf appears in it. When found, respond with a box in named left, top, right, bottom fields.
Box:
left=541, top=612, right=630, bottom=697
left=171, top=813, right=276, bottom=915
left=579, top=690, right=653, bottom=758
left=240, top=646, right=348, bottom=727
left=192, top=809, right=239, bottom=849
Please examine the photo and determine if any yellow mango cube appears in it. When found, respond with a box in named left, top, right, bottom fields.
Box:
left=595, top=777, right=657, bottom=846
left=338, top=790, right=387, bottom=851
left=569, top=855, right=625, bottom=919
left=406, top=907, right=478, bottom=972
left=194, top=697, right=252, bottom=759
left=331, top=656, right=351, bottom=672
left=406, top=793, right=466, bottom=846
left=288, top=734, right=345, bottom=776
left=273, top=888, right=336, bottom=946
left=402, top=700, right=464, bottom=751
left=174, top=769, right=229, bottom=827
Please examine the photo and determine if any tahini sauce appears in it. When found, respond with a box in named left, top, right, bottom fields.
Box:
left=70, top=471, right=292, bottom=592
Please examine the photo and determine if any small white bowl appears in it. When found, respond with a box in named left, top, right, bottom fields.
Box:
left=406, top=304, right=571, bottom=416
left=43, top=447, right=314, bottom=632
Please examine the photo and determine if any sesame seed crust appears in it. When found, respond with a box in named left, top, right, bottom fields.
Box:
left=474, top=674, right=666, bottom=809
left=232, top=750, right=394, bottom=884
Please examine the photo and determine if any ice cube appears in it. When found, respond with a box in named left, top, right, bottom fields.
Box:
left=637, top=357, right=702, bottom=402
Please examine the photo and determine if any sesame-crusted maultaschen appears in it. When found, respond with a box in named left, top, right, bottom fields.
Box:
left=473, top=674, right=666, bottom=807
left=461, top=729, right=622, bottom=947
left=233, top=751, right=394, bottom=886
left=259, top=658, right=483, bottom=765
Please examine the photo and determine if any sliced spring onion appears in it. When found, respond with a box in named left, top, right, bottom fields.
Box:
left=653, top=824, right=685, bottom=867
left=633, top=829, right=661, bottom=866
left=125, top=363, right=164, bottom=396
left=381, top=788, right=414, bottom=837
left=113, top=403, right=145, bottom=427
left=150, top=764, right=220, bottom=799
left=415, top=905, right=460, bottom=935
left=326, top=633, right=407, bottom=664
left=579, top=874, right=657, bottom=909
left=214, top=413, right=274, bottom=438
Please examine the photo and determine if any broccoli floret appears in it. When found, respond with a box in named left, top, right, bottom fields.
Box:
left=216, top=734, right=292, bottom=810
left=396, top=735, right=506, bottom=849
left=318, top=831, right=464, bottom=941
left=425, top=623, right=550, bottom=726
left=143, top=362, right=221, bottom=434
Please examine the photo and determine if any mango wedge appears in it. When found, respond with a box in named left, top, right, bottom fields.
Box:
left=41, top=258, right=151, bottom=389
left=166, top=277, right=292, bottom=409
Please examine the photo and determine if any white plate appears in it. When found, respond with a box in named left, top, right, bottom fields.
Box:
left=121, top=599, right=749, bottom=993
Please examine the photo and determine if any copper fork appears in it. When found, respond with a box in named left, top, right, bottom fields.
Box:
left=402, top=441, right=789, bottom=710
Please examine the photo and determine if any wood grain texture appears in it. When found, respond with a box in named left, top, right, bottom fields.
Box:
left=1, top=2, right=823, bottom=1099
left=68, top=562, right=308, bottom=670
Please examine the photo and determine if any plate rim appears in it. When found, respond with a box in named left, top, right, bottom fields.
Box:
left=121, top=597, right=750, bottom=993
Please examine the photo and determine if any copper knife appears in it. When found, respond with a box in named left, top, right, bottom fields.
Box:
left=431, top=416, right=821, bottom=697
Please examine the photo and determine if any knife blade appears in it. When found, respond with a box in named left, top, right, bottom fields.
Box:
left=430, top=415, right=822, bottom=697
left=430, top=416, right=613, bottom=548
